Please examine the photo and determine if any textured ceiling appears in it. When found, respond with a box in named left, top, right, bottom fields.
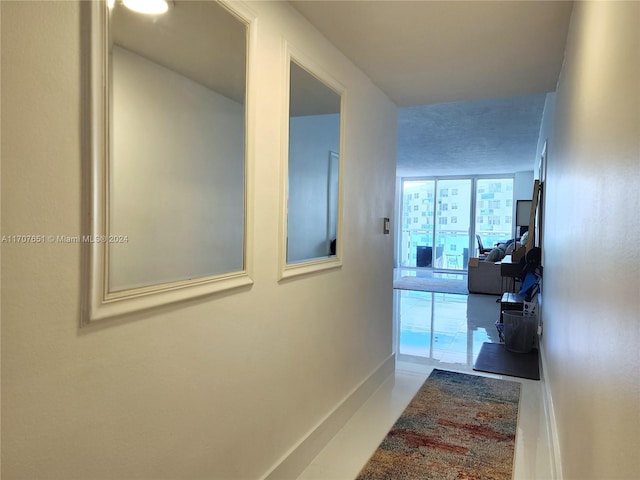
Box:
left=290, top=1, right=573, bottom=176
left=397, top=94, right=547, bottom=177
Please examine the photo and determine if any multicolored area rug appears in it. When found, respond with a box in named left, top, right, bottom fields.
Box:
left=356, top=369, right=521, bottom=480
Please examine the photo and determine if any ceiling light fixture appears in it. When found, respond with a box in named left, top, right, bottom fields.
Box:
left=122, top=0, right=169, bottom=15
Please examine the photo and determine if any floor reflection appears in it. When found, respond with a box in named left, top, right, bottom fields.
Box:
left=394, top=290, right=502, bottom=368
left=299, top=288, right=551, bottom=480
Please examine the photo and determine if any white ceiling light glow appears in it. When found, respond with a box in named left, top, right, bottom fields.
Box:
left=122, top=0, right=169, bottom=15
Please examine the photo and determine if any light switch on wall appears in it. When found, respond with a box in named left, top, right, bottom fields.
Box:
left=383, top=217, right=390, bottom=234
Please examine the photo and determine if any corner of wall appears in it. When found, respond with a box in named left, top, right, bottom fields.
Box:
left=262, top=354, right=395, bottom=480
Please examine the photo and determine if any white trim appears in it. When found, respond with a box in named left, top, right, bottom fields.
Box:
left=539, top=341, right=563, bottom=479
left=261, top=354, right=396, bottom=480
left=83, top=0, right=257, bottom=324
left=278, top=41, right=345, bottom=280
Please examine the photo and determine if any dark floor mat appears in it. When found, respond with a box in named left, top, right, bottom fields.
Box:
left=473, top=342, right=540, bottom=380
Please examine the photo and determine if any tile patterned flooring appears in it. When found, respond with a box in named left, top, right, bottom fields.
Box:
left=298, top=273, right=553, bottom=479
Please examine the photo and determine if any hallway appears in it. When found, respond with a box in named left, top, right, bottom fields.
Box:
left=298, top=292, right=553, bottom=479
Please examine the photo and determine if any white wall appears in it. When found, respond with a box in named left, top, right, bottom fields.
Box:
left=514, top=170, right=534, bottom=201
left=287, top=113, right=340, bottom=262
left=540, top=2, right=640, bottom=478
left=110, top=46, right=245, bottom=290
left=535, top=92, right=556, bottom=172
left=0, top=2, right=397, bottom=479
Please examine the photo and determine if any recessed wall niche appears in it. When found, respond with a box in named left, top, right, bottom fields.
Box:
left=85, top=0, right=254, bottom=323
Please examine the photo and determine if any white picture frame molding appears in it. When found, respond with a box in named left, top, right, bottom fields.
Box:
left=83, top=0, right=257, bottom=324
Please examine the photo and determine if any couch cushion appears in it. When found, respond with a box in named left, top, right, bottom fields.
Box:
left=485, top=247, right=505, bottom=262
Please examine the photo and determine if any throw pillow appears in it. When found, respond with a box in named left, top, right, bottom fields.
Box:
left=505, top=242, right=521, bottom=255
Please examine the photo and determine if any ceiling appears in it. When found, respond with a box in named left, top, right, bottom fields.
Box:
left=290, top=61, right=341, bottom=116
left=290, top=0, right=574, bottom=176
left=112, top=0, right=246, bottom=103
left=397, top=93, right=547, bottom=177
left=112, top=1, right=574, bottom=177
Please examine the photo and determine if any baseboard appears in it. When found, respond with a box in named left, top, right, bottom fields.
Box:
left=539, top=341, right=563, bottom=480
left=261, top=354, right=396, bottom=480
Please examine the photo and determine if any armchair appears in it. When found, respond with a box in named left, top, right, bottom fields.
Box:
left=476, top=235, right=493, bottom=256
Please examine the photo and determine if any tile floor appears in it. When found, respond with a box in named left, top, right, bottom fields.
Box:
left=298, top=279, right=552, bottom=480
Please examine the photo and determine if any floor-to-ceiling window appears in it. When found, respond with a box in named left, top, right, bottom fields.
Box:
left=434, top=179, right=471, bottom=270
left=400, top=180, right=435, bottom=268
left=400, top=176, right=514, bottom=270
left=474, top=178, right=514, bottom=256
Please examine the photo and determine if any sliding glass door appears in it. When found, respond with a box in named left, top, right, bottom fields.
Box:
left=400, top=178, right=471, bottom=271
left=400, top=176, right=514, bottom=270
left=400, top=180, right=435, bottom=267
left=474, top=178, right=514, bottom=255
left=434, top=179, right=472, bottom=270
